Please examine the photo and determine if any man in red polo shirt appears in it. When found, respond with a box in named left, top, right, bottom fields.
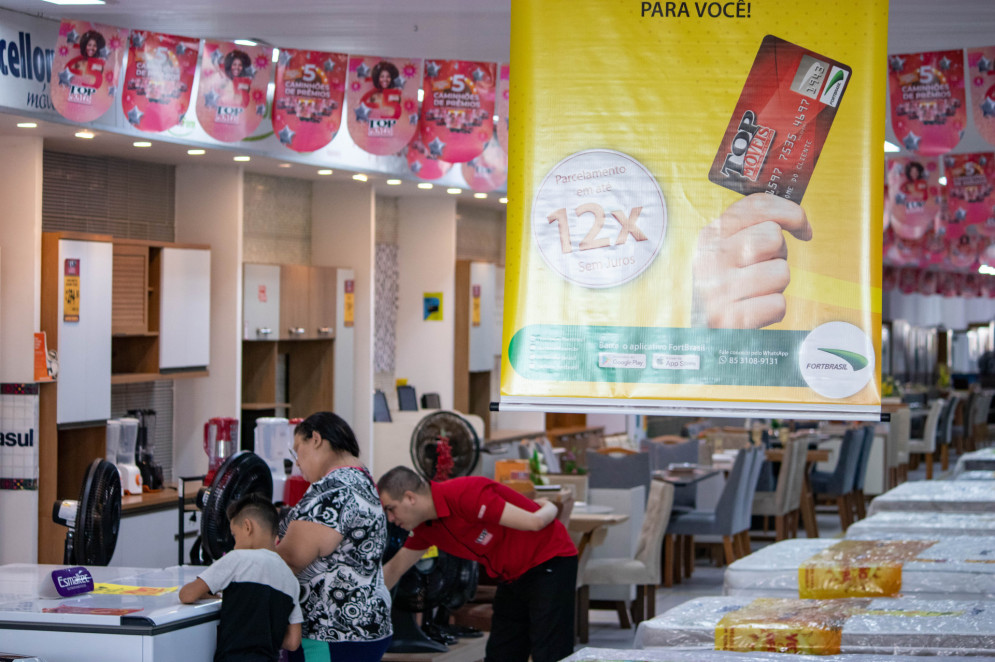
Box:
left=378, top=466, right=577, bottom=662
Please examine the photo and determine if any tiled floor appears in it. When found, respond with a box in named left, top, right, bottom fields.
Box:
left=577, top=461, right=942, bottom=652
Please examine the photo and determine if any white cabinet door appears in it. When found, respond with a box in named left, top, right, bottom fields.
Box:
left=160, top=247, right=211, bottom=369
left=468, top=262, right=496, bottom=372
left=57, top=239, right=112, bottom=425
left=243, top=264, right=280, bottom=340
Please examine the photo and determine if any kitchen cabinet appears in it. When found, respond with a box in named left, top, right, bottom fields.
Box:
left=243, top=263, right=280, bottom=340
left=160, top=247, right=211, bottom=370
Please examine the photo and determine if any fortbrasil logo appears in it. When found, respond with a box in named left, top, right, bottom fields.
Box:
left=799, top=322, right=875, bottom=399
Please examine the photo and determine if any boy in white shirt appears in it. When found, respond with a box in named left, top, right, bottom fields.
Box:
left=180, top=493, right=302, bottom=662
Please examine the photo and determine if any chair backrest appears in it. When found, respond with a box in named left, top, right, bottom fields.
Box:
left=634, top=480, right=675, bottom=581
left=918, top=398, right=945, bottom=452
left=852, top=425, right=876, bottom=492
left=773, top=437, right=809, bottom=515
left=818, top=428, right=863, bottom=495
left=585, top=451, right=651, bottom=499
left=891, top=407, right=911, bottom=457
left=646, top=438, right=698, bottom=473
left=735, top=447, right=765, bottom=532
left=937, top=396, right=957, bottom=447
left=971, top=392, right=993, bottom=426
left=713, top=447, right=752, bottom=531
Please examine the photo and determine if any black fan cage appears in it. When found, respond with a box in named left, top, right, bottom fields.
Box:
left=410, top=411, right=480, bottom=481
left=392, top=550, right=478, bottom=614
left=72, top=459, right=122, bottom=566
left=200, top=451, right=273, bottom=562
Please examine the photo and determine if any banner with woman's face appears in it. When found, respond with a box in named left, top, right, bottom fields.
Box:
left=496, top=64, right=510, bottom=153
left=888, top=49, right=966, bottom=155
left=346, top=55, right=422, bottom=156
left=419, top=60, right=496, bottom=163
left=943, top=152, right=995, bottom=237
left=272, top=49, right=347, bottom=153
left=885, top=156, right=942, bottom=240
left=968, top=47, right=995, bottom=149
left=122, top=31, right=199, bottom=133
left=195, top=40, right=271, bottom=143
left=51, top=20, right=128, bottom=123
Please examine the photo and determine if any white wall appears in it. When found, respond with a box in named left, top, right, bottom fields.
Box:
left=172, top=165, right=244, bottom=478
left=0, top=135, right=43, bottom=563
left=311, top=182, right=375, bottom=465
left=395, top=196, right=457, bottom=411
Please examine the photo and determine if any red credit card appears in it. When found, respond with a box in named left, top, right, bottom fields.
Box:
left=709, top=35, right=851, bottom=203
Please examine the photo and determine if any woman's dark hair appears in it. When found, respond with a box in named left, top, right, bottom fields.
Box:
left=905, top=161, right=925, bottom=181
left=224, top=49, right=252, bottom=79
left=371, top=61, right=399, bottom=90
left=295, top=411, right=359, bottom=457
left=79, top=31, right=105, bottom=59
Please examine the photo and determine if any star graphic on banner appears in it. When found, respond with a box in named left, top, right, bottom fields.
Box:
left=955, top=208, right=967, bottom=221
left=57, top=68, right=73, bottom=87
left=982, top=97, right=995, bottom=118
left=130, top=32, right=145, bottom=49
left=278, top=125, right=295, bottom=145
left=256, top=104, right=266, bottom=116
left=211, top=49, right=224, bottom=66
left=938, top=56, right=952, bottom=71
left=175, top=42, right=187, bottom=56
left=889, top=55, right=905, bottom=72
left=203, top=89, right=220, bottom=109
left=66, top=29, right=78, bottom=45
left=245, top=65, right=257, bottom=78
left=428, top=137, right=446, bottom=158
left=471, top=68, right=485, bottom=82
left=980, top=56, right=994, bottom=73
left=355, top=62, right=370, bottom=79
left=903, top=131, right=922, bottom=151
left=410, top=160, right=422, bottom=174
left=323, top=58, right=335, bottom=72
left=409, top=113, right=419, bottom=125
left=126, top=106, right=144, bottom=125
left=278, top=50, right=291, bottom=67
left=393, top=75, right=406, bottom=89
left=108, top=85, right=116, bottom=96
left=99, top=47, right=110, bottom=59
left=354, top=104, right=371, bottom=121
left=425, top=61, right=441, bottom=78
left=894, top=192, right=907, bottom=205
left=982, top=156, right=989, bottom=166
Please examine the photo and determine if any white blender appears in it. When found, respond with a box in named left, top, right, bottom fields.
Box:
left=254, top=417, right=295, bottom=502
left=106, top=417, right=142, bottom=495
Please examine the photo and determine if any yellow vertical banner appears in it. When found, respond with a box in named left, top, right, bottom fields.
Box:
left=63, top=258, right=80, bottom=323
left=502, top=0, right=887, bottom=419
left=472, top=284, right=482, bottom=327
left=344, top=279, right=355, bottom=328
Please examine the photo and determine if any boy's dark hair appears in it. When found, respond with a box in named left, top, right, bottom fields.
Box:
left=294, top=411, right=360, bottom=457
left=227, top=493, right=279, bottom=535
left=376, top=465, right=428, bottom=499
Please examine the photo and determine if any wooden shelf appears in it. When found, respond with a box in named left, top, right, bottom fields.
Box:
left=111, top=369, right=209, bottom=385
left=242, top=402, right=291, bottom=411
left=112, top=332, right=159, bottom=338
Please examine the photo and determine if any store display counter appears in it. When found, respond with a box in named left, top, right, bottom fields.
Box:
left=867, top=480, right=995, bottom=515
left=846, top=511, right=995, bottom=539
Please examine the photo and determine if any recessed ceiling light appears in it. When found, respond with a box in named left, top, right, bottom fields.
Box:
left=39, top=0, right=105, bottom=5
left=938, top=176, right=948, bottom=186
left=884, top=140, right=900, bottom=153
left=980, top=264, right=995, bottom=275
left=499, top=197, right=508, bottom=204
left=317, top=169, right=333, bottom=176
left=447, top=188, right=462, bottom=195
left=352, top=173, right=368, bottom=182
left=187, top=149, right=206, bottom=155
left=271, top=49, right=280, bottom=63
left=16, top=122, right=36, bottom=128
left=417, top=89, right=425, bottom=102
left=234, top=39, right=257, bottom=47
left=133, top=141, right=152, bottom=148
left=74, top=130, right=95, bottom=139
left=233, top=155, right=251, bottom=162
left=386, top=179, right=402, bottom=186
left=474, top=192, right=487, bottom=199
left=277, top=163, right=292, bottom=168
left=417, top=182, right=433, bottom=190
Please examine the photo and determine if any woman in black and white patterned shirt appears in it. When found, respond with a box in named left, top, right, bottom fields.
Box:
left=278, top=411, right=392, bottom=661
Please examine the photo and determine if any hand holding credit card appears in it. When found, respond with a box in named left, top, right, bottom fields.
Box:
left=693, top=35, right=850, bottom=328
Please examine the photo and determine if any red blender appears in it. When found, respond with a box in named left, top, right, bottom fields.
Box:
left=203, top=417, right=239, bottom=485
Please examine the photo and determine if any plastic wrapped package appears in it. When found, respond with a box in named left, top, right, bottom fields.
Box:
left=954, top=448, right=995, bottom=476
left=847, top=512, right=995, bottom=539
left=866, top=480, right=995, bottom=515
left=723, top=538, right=995, bottom=600
left=562, top=648, right=995, bottom=661
left=956, top=470, right=995, bottom=481
left=635, top=596, right=995, bottom=655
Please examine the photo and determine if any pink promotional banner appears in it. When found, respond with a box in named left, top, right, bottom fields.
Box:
left=407, top=135, right=452, bottom=180
left=496, top=64, right=509, bottom=153
left=195, top=41, right=271, bottom=143
left=346, top=55, right=422, bottom=156
left=461, top=134, right=507, bottom=192
left=272, top=49, right=347, bottom=153
left=51, top=20, right=127, bottom=123
left=885, top=156, right=942, bottom=240
left=888, top=49, right=966, bottom=155
left=968, top=47, right=995, bottom=148
left=122, top=31, right=199, bottom=133
left=943, top=152, right=995, bottom=237
left=420, top=59, right=496, bottom=163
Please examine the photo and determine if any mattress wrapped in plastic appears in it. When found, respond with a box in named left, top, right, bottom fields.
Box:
left=635, top=595, right=995, bottom=655
left=723, top=538, right=995, bottom=600
left=956, top=470, right=995, bottom=481
left=847, top=512, right=995, bottom=539
left=867, top=480, right=995, bottom=515
left=954, top=448, right=995, bottom=476
left=562, top=648, right=995, bottom=661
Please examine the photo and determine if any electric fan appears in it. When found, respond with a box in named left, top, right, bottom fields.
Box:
left=410, top=411, right=481, bottom=481
left=51, top=459, right=122, bottom=565
left=383, top=522, right=480, bottom=653
left=193, top=451, right=272, bottom=564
